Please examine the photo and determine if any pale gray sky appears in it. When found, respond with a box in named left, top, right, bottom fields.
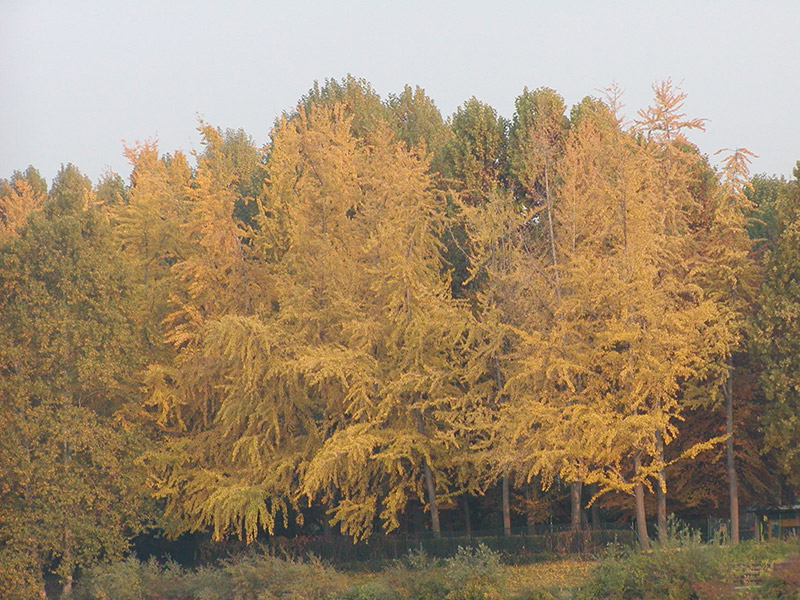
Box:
left=2, top=1, right=798, bottom=183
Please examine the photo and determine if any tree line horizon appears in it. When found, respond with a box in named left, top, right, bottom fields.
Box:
left=2, top=75, right=800, bottom=598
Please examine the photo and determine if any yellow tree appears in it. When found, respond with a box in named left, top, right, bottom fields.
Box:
left=0, top=167, right=47, bottom=237
left=458, top=187, right=527, bottom=536
left=138, top=124, right=284, bottom=542
left=633, top=80, right=732, bottom=541
left=498, top=92, right=726, bottom=549
left=285, top=105, right=471, bottom=539
left=112, top=142, right=192, bottom=369
left=497, top=102, right=622, bottom=533
left=684, top=147, right=758, bottom=543
left=144, top=105, right=471, bottom=543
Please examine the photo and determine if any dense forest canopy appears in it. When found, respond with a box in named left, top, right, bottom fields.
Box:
left=2, top=76, right=800, bottom=598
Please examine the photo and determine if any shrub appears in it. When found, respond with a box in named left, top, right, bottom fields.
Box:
left=224, top=551, right=348, bottom=600
left=443, top=544, right=507, bottom=600
left=341, top=579, right=400, bottom=600
left=74, top=557, right=145, bottom=600
left=578, top=545, right=722, bottom=600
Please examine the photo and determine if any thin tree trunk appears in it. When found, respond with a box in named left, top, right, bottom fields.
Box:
left=589, top=483, right=601, bottom=530
left=526, top=484, right=535, bottom=533
left=422, top=459, right=441, bottom=538
left=570, top=481, right=583, bottom=532
left=463, top=495, right=472, bottom=536
left=544, top=164, right=561, bottom=298
left=634, top=453, right=651, bottom=550
left=655, top=431, right=668, bottom=543
left=725, top=366, right=740, bottom=544
left=322, top=507, right=333, bottom=537
left=502, top=474, right=511, bottom=536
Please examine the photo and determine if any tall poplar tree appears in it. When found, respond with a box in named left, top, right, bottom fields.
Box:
left=755, top=163, right=800, bottom=495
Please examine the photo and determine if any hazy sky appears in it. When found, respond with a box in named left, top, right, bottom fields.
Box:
left=2, top=1, right=799, bottom=183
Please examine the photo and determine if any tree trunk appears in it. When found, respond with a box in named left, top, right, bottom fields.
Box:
left=544, top=164, right=561, bottom=297
left=725, top=367, right=740, bottom=544
left=463, top=495, right=472, bottom=536
left=634, top=453, right=651, bottom=550
left=62, top=573, right=73, bottom=599
left=655, top=431, right=668, bottom=543
left=422, top=459, right=441, bottom=538
left=570, top=481, right=583, bottom=532
left=589, top=483, right=601, bottom=530
left=502, top=474, right=511, bottom=536
left=322, top=509, right=333, bottom=536
left=526, top=484, right=535, bottom=533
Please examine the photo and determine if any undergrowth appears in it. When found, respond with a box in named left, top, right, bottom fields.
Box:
left=74, top=533, right=800, bottom=600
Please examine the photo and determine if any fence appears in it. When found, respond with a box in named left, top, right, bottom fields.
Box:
left=263, top=527, right=635, bottom=565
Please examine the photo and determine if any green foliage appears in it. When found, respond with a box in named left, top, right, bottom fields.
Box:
left=299, top=75, right=391, bottom=140
left=387, top=84, right=450, bottom=160
left=76, top=552, right=349, bottom=600
left=578, top=539, right=800, bottom=600
left=443, top=544, right=507, bottom=600
left=754, top=167, right=800, bottom=488
left=507, top=86, right=567, bottom=203
left=0, top=163, right=152, bottom=595
left=441, top=97, right=508, bottom=202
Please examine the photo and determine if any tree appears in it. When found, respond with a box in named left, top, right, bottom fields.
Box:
left=281, top=106, right=471, bottom=539
left=441, top=98, right=508, bottom=204
left=459, top=186, right=530, bottom=536
left=755, top=162, right=800, bottom=495
left=632, top=80, right=721, bottom=543
left=688, top=147, right=759, bottom=544
left=494, top=89, right=726, bottom=550
left=298, top=75, right=391, bottom=141
left=0, top=165, right=149, bottom=597
left=0, top=166, right=47, bottom=237
left=387, top=85, right=451, bottom=171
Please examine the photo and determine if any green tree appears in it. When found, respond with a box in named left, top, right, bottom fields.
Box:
left=0, top=165, right=150, bottom=598
left=387, top=84, right=451, bottom=170
left=441, top=98, right=508, bottom=204
left=0, top=166, right=47, bottom=237
left=298, top=75, right=391, bottom=141
left=754, top=162, right=800, bottom=494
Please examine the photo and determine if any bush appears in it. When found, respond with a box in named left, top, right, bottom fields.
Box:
left=578, top=537, right=800, bottom=600
left=225, top=551, right=347, bottom=600
left=74, top=557, right=145, bottom=600
left=578, top=529, right=723, bottom=600
left=74, top=550, right=347, bottom=600
left=341, top=579, right=400, bottom=600
left=372, top=547, right=444, bottom=600
left=443, top=544, right=507, bottom=600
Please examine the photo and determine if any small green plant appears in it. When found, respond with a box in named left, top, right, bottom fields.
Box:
left=659, top=514, right=703, bottom=549
left=402, top=545, right=440, bottom=570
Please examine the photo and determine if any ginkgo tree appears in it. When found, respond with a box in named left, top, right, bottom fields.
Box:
left=491, top=88, right=729, bottom=549
left=144, top=103, right=473, bottom=543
